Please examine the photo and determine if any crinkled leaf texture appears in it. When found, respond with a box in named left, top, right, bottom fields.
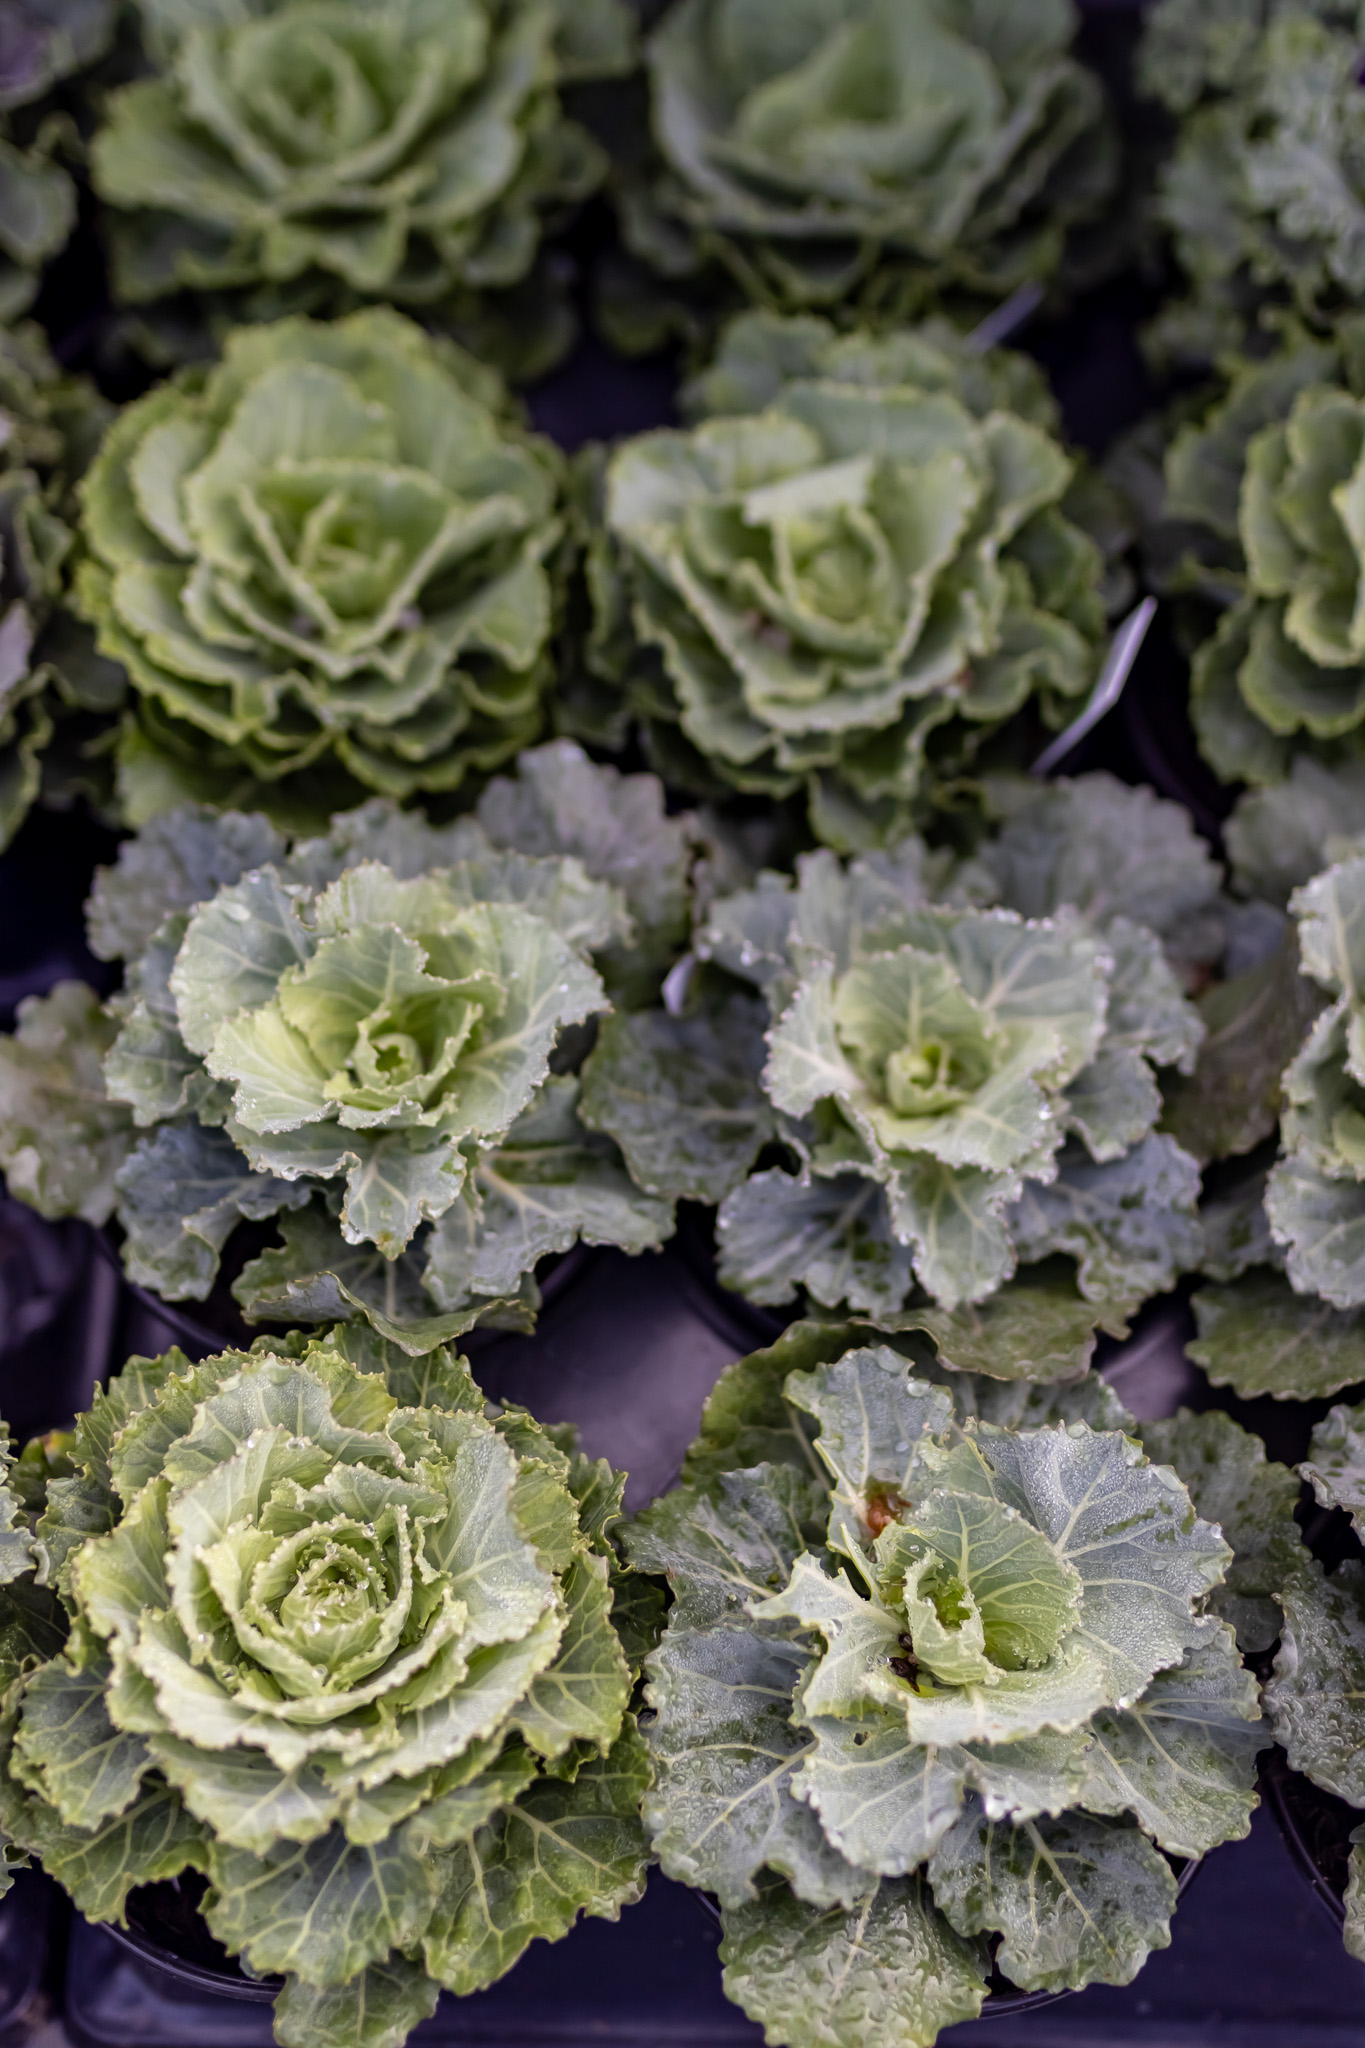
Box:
left=75, top=310, right=569, bottom=822
left=627, top=1333, right=1262, bottom=2045
left=0, top=790, right=681, bottom=1345
left=4, top=1329, right=645, bottom=2047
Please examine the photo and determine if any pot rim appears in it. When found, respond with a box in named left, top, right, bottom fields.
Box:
left=99, top=1917, right=282, bottom=2003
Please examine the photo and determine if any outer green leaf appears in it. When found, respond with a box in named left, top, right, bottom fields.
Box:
left=680, top=1321, right=865, bottom=1487
left=477, top=739, right=696, bottom=1001
left=1161, top=936, right=1324, bottom=1165
left=1008, top=1135, right=1202, bottom=1305
left=273, top=1955, right=441, bottom=2048
left=87, top=804, right=288, bottom=964
left=627, top=1465, right=828, bottom=1631
left=889, top=1271, right=1130, bottom=1383
left=115, top=1119, right=312, bottom=1299
left=1138, top=1409, right=1301, bottom=1651
left=579, top=994, right=774, bottom=1204
left=1267, top=1153, right=1365, bottom=1309
left=927, top=1805, right=1175, bottom=1992
left=0, top=983, right=134, bottom=1223
left=235, top=1200, right=517, bottom=1355
left=1078, top=1625, right=1267, bottom=1858
left=13, top=1776, right=207, bottom=1923
left=12, top=1652, right=150, bottom=1830
left=718, top=1874, right=987, bottom=2048
left=424, top=1078, right=673, bottom=1309
left=1265, top=1559, right=1365, bottom=1805
left=1302, top=1399, right=1365, bottom=1534
left=204, top=1826, right=440, bottom=1989
left=982, top=775, right=1223, bottom=941
left=422, top=1719, right=650, bottom=1995
left=1225, top=759, right=1365, bottom=906
left=643, top=1621, right=869, bottom=1910
left=1188, top=1269, right=1365, bottom=1399
left=718, top=1170, right=917, bottom=1318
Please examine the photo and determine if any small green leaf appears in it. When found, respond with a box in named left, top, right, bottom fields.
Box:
left=1138, top=1409, right=1301, bottom=1650
left=1189, top=1269, right=1365, bottom=1400
left=422, top=1718, right=650, bottom=1995
left=204, top=1825, right=440, bottom=1989
left=273, top=1955, right=441, bottom=2048
left=579, top=994, right=774, bottom=1205
left=717, top=1170, right=918, bottom=1318
left=1266, top=1559, right=1365, bottom=1805
left=889, top=1268, right=1130, bottom=1383
left=719, top=1874, right=988, bottom=2048
left=1303, top=1398, right=1365, bottom=1534
left=927, top=1805, right=1176, bottom=1992
left=1009, top=1135, right=1202, bottom=1304
left=1079, top=1624, right=1267, bottom=1858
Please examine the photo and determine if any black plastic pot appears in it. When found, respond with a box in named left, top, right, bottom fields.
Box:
left=1261, top=1749, right=1356, bottom=1936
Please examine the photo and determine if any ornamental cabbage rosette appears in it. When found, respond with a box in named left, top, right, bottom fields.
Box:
left=0, top=0, right=118, bottom=317
left=1140, top=0, right=1365, bottom=366
left=581, top=310, right=1119, bottom=850
left=605, top=0, right=1114, bottom=348
left=1151, top=323, right=1365, bottom=788
left=0, top=751, right=688, bottom=1351
left=580, top=774, right=1206, bottom=1317
left=0, top=322, right=123, bottom=850
left=624, top=1329, right=1271, bottom=2048
left=0, top=1328, right=652, bottom=2048
left=74, top=309, right=567, bottom=827
left=91, top=0, right=634, bottom=373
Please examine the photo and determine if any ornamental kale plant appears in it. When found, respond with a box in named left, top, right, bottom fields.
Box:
left=0, top=0, right=117, bottom=318
left=579, top=311, right=1121, bottom=851
left=606, top=0, right=1114, bottom=347
left=0, top=745, right=694, bottom=1350
left=74, top=309, right=567, bottom=828
left=91, top=0, right=634, bottom=374
left=1140, top=0, right=1365, bottom=366
left=0, top=322, right=122, bottom=850
left=581, top=774, right=1207, bottom=1317
left=0, top=1327, right=652, bottom=2048
left=625, top=1327, right=1272, bottom=2048
left=1149, top=322, right=1365, bottom=789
